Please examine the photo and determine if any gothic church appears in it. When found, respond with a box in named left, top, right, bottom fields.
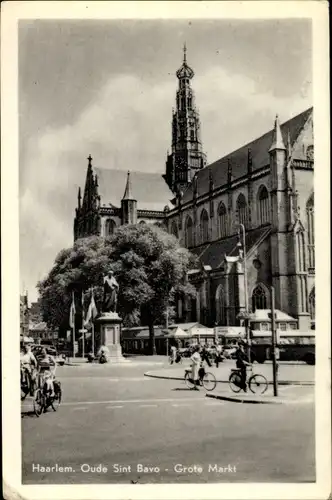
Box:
left=74, top=47, right=315, bottom=331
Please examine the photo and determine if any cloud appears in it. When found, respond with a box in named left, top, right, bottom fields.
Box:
left=20, top=65, right=312, bottom=300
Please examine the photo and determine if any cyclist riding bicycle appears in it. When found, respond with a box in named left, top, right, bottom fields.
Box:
left=234, top=341, right=251, bottom=392
left=20, top=343, right=38, bottom=395
left=37, top=347, right=56, bottom=398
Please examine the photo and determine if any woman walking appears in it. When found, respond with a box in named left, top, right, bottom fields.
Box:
left=190, top=345, right=201, bottom=390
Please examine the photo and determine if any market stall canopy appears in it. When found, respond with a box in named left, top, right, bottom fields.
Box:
left=164, top=326, right=191, bottom=338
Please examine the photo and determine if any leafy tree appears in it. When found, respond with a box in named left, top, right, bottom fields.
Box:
left=110, top=224, right=196, bottom=353
left=37, top=236, right=111, bottom=334
left=38, top=224, right=196, bottom=354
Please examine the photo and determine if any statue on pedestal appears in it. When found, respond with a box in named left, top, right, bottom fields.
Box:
left=102, top=271, right=119, bottom=313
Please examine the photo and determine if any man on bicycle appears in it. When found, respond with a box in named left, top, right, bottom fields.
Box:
left=234, top=341, right=250, bottom=392
left=37, top=348, right=56, bottom=398
left=20, top=343, right=38, bottom=395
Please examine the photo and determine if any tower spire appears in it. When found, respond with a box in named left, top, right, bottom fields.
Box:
left=269, top=114, right=286, bottom=152
left=183, top=42, right=187, bottom=63
left=122, top=170, right=134, bottom=200
left=287, top=128, right=292, bottom=158
left=78, top=186, right=81, bottom=209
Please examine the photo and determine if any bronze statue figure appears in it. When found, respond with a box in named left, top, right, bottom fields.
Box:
left=103, top=271, right=119, bottom=313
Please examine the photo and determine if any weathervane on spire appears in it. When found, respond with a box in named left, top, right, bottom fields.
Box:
left=87, top=154, right=93, bottom=167
left=183, top=42, right=187, bottom=63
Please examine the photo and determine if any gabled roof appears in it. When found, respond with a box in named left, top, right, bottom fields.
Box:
left=182, top=107, right=312, bottom=203
left=95, top=168, right=173, bottom=212
left=250, top=309, right=296, bottom=322
left=190, top=226, right=271, bottom=270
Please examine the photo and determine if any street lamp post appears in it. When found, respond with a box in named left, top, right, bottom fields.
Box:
left=237, top=224, right=251, bottom=362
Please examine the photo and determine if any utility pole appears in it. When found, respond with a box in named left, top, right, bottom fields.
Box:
left=270, top=286, right=278, bottom=396
left=166, top=305, right=169, bottom=356
left=238, top=224, right=251, bottom=362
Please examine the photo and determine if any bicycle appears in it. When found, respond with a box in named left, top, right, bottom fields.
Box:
left=33, top=368, right=62, bottom=417
left=184, top=364, right=217, bottom=391
left=21, top=364, right=32, bottom=401
left=228, top=364, right=268, bottom=395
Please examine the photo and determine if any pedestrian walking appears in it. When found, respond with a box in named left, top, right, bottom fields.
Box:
left=190, top=345, right=201, bottom=390
left=215, top=342, right=223, bottom=368
left=201, top=345, right=212, bottom=367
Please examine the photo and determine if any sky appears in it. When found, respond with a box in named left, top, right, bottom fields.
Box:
left=19, top=19, right=312, bottom=302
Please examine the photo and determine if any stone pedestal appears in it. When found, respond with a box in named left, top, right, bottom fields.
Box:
left=96, top=312, right=129, bottom=363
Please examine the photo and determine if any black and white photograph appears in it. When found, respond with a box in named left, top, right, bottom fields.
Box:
left=2, top=2, right=330, bottom=500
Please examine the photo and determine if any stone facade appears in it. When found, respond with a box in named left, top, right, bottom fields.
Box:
left=73, top=48, right=315, bottom=330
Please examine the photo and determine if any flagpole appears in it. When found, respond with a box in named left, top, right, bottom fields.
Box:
left=82, top=290, right=85, bottom=359
left=92, top=287, right=95, bottom=357
left=72, top=292, right=76, bottom=359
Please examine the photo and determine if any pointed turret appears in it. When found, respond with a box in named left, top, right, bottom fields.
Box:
left=269, top=115, right=286, bottom=152
left=121, top=171, right=137, bottom=225
left=122, top=171, right=135, bottom=200
left=77, top=187, right=81, bottom=209
left=286, top=128, right=292, bottom=159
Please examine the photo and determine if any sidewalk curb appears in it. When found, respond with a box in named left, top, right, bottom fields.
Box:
left=205, top=393, right=283, bottom=405
left=205, top=393, right=314, bottom=405
left=144, top=371, right=314, bottom=386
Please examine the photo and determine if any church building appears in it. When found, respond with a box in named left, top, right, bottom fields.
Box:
left=73, top=47, right=315, bottom=331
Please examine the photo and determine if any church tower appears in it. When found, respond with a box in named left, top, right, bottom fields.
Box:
left=164, top=44, right=207, bottom=194
left=74, top=154, right=101, bottom=241
left=121, top=171, right=137, bottom=225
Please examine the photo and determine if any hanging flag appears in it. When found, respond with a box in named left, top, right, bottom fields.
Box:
left=84, top=289, right=98, bottom=327
left=69, top=292, right=76, bottom=328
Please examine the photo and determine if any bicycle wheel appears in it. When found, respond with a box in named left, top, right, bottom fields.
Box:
left=33, top=389, right=44, bottom=417
left=184, top=371, right=196, bottom=389
left=249, top=374, right=268, bottom=395
left=229, top=372, right=242, bottom=393
left=202, top=372, right=217, bottom=391
left=20, top=370, right=30, bottom=400
left=52, top=386, right=62, bottom=411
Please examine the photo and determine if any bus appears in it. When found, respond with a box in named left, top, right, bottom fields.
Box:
left=250, top=330, right=315, bottom=365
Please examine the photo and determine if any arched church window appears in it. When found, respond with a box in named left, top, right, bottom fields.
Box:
left=190, top=130, right=195, bottom=141
left=171, top=221, right=178, bottom=238
left=216, top=286, right=227, bottom=325
left=105, top=218, right=116, bottom=237
left=185, top=216, right=193, bottom=248
left=217, top=202, right=227, bottom=238
left=236, top=194, right=248, bottom=227
left=257, top=186, right=269, bottom=225
left=188, top=97, right=192, bottom=109
left=252, top=285, right=267, bottom=312
left=296, top=230, right=306, bottom=272
left=306, top=195, right=315, bottom=271
left=308, top=287, right=315, bottom=321
left=200, top=209, right=209, bottom=244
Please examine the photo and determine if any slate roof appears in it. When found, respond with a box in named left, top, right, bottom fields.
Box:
left=182, top=107, right=312, bottom=203
left=189, top=225, right=271, bottom=269
left=94, top=168, right=173, bottom=212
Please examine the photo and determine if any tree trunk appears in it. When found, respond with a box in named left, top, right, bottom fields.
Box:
left=148, top=321, right=157, bottom=356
